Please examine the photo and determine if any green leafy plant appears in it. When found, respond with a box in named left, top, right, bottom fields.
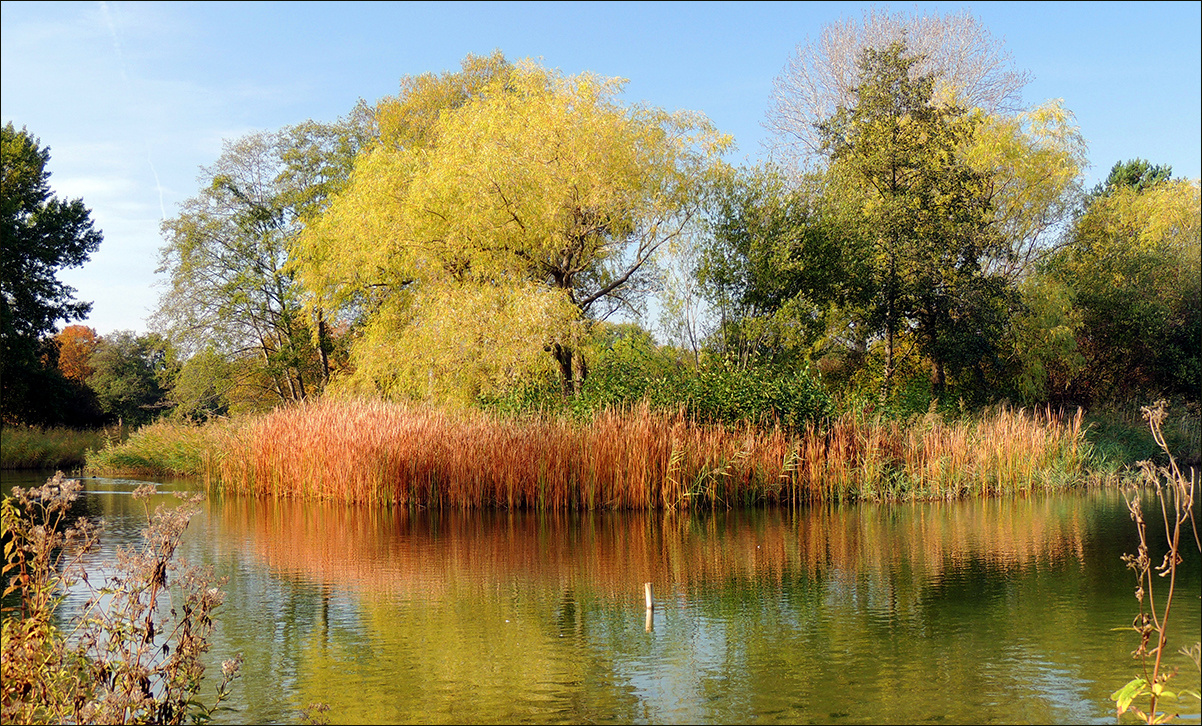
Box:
left=1110, top=401, right=1201, bottom=723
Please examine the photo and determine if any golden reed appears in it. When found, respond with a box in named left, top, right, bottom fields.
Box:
left=178, top=398, right=1090, bottom=508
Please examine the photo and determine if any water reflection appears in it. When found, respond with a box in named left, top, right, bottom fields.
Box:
left=205, top=488, right=1198, bottom=724
left=4, top=470, right=1198, bottom=724
left=215, top=494, right=1104, bottom=604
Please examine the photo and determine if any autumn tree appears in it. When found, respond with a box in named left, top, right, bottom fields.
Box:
left=1, top=123, right=103, bottom=425
left=297, top=57, right=730, bottom=401
left=1041, top=170, right=1200, bottom=402
left=963, top=100, right=1086, bottom=282
left=766, top=7, right=1031, bottom=169
left=54, top=324, right=98, bottom=382
left=817, top=42, right=1004, bottom=400
left=755, top=11, right=1086, bottom=408
left=153, top=116, right=367, bottom=412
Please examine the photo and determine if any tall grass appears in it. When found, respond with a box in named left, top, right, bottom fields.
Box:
left=84, top=418, right=238, bottom=479
left=0, top=425, right=124, bottom=470
left=88, top=399, right=1092, bottom=509
left=1085, top=401, right=1201, bottom=471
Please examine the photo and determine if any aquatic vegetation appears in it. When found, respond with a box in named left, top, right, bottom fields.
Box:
left=0, top=426, right=124, bottom=471
left=84, top=417, right=240, bottom=479
left=90, top=399, right=1092, bottom=508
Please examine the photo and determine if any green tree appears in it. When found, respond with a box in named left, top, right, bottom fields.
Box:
left=1, top=123, right=103, bottom=425
left=1007, top=274, right=1085, bottom=404
left=818, top=42, right=1003, bottom=400
left=1044, top=172, right=1200, bottom=402
left=166, top=346, right=232, bottom=419
left=153, top=117, right=366, bottom=412
left=297, top=57, right=730, bottom=402
left=1090, top=158, right=1173, bottom=200
left=696, top=164, right=853, bottom=369
left=87, top=331, right=170, bottom=426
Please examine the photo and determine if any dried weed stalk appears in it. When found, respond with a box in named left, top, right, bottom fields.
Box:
left=1, top=472, right=241, bottom=724
left=1111, top=401, right=1201, bottom=723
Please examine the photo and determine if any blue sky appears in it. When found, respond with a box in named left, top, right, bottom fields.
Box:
left=2, top=1, right=1199, bottom=336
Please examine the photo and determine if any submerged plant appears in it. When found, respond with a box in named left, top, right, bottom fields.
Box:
left=1110, top=401, right=1201, bottom=723
left=1, top=472, right=241, bottom=724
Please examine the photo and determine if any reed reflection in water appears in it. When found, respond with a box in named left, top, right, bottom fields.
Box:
left=217, top=495, right=1095, bottom=600
left=203, top=488, right=1199, bottom=725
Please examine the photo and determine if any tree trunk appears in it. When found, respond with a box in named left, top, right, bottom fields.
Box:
left=550, top=343, right=588, bottom=397
left=930, top=357, right=945, bottom=398
left=552, top=343, right=575, bottom=397
left=924, top=307, right=946, bottom=399
left=881, top=252, right=897, bottom=405
left=316, top=311, right=330, bottom=386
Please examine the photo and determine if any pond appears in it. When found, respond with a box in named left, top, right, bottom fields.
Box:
left=3, top=470, right=1200, bottom=725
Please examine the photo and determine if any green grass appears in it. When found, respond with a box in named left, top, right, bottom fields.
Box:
left=0, top=425, right=125, bottom=471
left=84, top=418, right=237, bottom=478
left=1082, top=400, right=1200, bottom=476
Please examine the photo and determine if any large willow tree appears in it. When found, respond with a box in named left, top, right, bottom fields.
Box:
left=296, top=57, right=730, bottom=402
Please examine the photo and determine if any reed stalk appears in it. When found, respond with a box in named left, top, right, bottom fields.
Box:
left=88, top=399, right=1095, bottom=509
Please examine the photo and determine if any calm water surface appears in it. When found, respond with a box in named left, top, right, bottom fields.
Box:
left=4, top=471, right=1200, bottom=725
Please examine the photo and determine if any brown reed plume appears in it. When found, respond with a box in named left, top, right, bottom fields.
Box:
left=164, top=398, right=1093, bottom=509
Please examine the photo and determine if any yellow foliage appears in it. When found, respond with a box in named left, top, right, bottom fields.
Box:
left=964, top=99, right=1087, bottom=279
left=1081, top=178, right=1201, bottom=253
left=294, top=56, right=730, bottom=402
left=328, top=280, right=578, bottom=405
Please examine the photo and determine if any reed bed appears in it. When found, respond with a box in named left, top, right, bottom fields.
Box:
left=102, top=398, right=1094, bottom=508
left=84, top=417, right=238, bottom=478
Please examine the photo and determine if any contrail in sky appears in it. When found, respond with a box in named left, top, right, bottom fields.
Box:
left=99, top=0, right=168, bottom=220
left=98, top=0, right=128, bottom=84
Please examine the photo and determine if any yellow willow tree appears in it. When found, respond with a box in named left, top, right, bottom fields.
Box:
left=295, top=59, right=730, bottom=402
left=964, top=99, right=1087, bottom=282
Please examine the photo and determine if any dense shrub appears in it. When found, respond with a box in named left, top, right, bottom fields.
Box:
left=482, top=340, right=832, bottom=430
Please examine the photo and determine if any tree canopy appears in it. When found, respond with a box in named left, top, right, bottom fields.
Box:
left=815, top=42, right=1004, bottom=399
left=87, top=331, right=170, bottom=426
left=703, top=15, right=1090, bottom=409
left=153, top=117, right=367, bottom=414
left=109, top=32, right=1198, bottom=423
left=766, top=7, right=1031, bottom=168
left=1, top=122, right=103, bottom=425
left=55, top=324, right=98, bottom=383
left=296, top=56, right=731, bottom=401
left=1044, top=174, right=1200, bottom=402
left=696, top=164, right=851, bottom=369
